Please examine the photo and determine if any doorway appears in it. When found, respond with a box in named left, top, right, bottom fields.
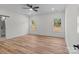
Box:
left=0, top=17, right=6, bottom=37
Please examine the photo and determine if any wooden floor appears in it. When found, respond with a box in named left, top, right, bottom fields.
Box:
left=0, top=35, right=68, bottom=54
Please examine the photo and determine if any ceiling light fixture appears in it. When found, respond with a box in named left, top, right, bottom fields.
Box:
left=29, top=8, right=33, bottom=11
left=52, top=8, right=55, bottom=11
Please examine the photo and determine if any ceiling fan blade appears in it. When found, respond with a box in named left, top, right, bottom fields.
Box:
left=33, top=7, right=39, bottom=9
left=33, top=9, right=38, bottom=12
left=27, top=4, right=32, bottom=8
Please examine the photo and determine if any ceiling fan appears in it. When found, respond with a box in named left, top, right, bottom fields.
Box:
left=22, top=4, right=39, bottom=12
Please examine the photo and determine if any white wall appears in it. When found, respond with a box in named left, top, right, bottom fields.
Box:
left=65, top=5, right=79, bottom=54
left=0, top=9, right=29, bottom=39
left=29, top=12, right=65, bottom=37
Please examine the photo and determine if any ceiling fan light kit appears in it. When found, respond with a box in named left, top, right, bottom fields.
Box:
left=22, top=4, right=39, bottom=12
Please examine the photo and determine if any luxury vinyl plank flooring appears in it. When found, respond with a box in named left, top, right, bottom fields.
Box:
left=0, top=35, right=68, bottom=54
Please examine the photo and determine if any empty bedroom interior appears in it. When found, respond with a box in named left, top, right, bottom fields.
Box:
left=0, top=4, right=79, bottom=54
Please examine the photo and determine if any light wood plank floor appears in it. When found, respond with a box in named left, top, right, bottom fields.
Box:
left=0, top=35, right=68, bottom=54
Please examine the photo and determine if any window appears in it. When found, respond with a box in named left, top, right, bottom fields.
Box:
left=32, top=20, right=37, bottom=32
left=53, top=17, right=61, bottom=32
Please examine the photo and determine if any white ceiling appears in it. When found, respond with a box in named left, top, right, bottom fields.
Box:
left=0, top=4, right=66, bottom=15
left=38, top=4, right=66, bottom=13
